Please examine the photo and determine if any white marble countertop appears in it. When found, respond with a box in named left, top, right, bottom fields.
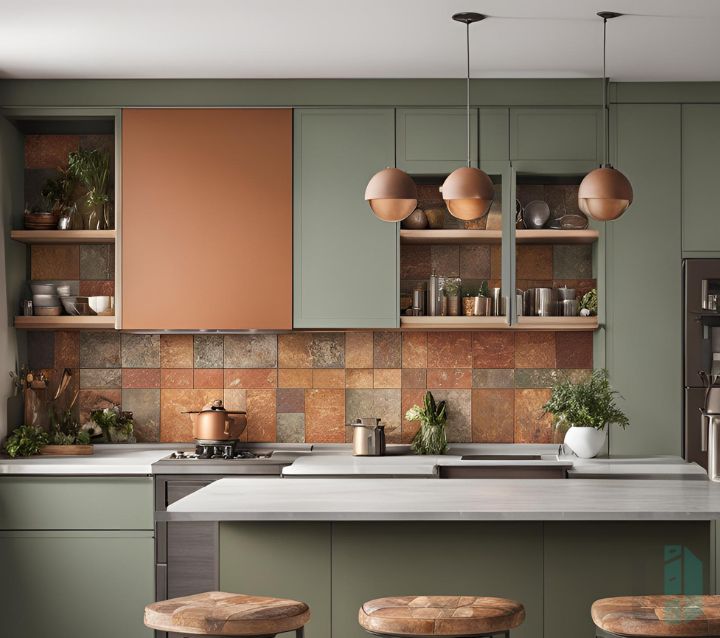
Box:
left=162, top=477, right=720, bottom=521
left=0, top=447, right=170, bottom=475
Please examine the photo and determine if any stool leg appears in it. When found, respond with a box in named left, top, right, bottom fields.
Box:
left=296, top=626, right=305, bottom=638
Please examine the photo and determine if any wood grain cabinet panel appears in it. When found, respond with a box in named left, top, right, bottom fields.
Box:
left=121, top=109, right=292, bottom=330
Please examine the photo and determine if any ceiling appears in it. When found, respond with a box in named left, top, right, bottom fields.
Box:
left=2, top=0, right=720, bottom=81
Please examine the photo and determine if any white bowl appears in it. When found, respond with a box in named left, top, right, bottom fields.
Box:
left=88, top=295, right=114, bottom=316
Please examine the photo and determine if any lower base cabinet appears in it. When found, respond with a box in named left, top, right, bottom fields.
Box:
left=0, top=530, right=154, bottom=638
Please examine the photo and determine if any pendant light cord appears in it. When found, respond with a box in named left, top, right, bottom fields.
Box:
left=466, top=21, right=471, bottom=167
left=602, top=15, right=609, bottom=167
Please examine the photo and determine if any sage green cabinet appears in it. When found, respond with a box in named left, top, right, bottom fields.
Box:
left=294, top=109, right=398, bottom=328
left=479, top=107, right=509, bottom=162
left=682, top=105, right=720, bottom=252
left=606, top=104, right=682, bottom=455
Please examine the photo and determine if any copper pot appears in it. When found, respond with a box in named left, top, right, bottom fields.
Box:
left=184, top=399, right=247, bottom=443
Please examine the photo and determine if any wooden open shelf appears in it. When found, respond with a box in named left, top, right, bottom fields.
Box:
left=15, top=316, right=116, bottom=330
left=400, top=315, right=599, bottom=331
left=10, top=230, right=116, bottom=244
left=399, top=229, right=598, bottom=245
left=515, top=316, right=599, bottom=330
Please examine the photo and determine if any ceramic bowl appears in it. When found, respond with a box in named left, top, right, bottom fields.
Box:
left=30, top=283, right=56, bottom=295
left=88, top=295, right=115, bottom=316
left=32, top=293, right=60, bottom=307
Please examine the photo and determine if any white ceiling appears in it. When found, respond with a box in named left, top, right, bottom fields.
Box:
left=2, top=0, right=720, bottom=81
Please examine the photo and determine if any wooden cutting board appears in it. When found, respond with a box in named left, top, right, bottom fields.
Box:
left=39, top=445, right=94, bottom=456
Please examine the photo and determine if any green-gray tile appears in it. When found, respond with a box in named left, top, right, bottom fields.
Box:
left=121, top=388, right=160, bottom=442
left=345, top=388, right=402, bottom=441
left=553, top=245, right=592, bottom=279
left=224, top=334, right=277, bottom=368
left=121, top=334, right=160, bottom=368
left=310, top=333, right=344, bottom=368
left=80, top=368, right=121, bottom=389
left=80, top=245, right=114, bottom=280
left=515, top=368, right=592, bottom=388
left=193, top=334, right=224, bottom=368
left=426, top=389, right=471, bottom=443
left=79, top=331, right=120, bottom=368
left=472, top=369, right=515, bottom=389
left=277, top=413, right=305, bottom=443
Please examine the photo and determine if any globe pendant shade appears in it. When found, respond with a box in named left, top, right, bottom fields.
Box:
left=578, top=166, right=633, bottom=221
left=365, top=168, right=418, bottom=222
left=441, top=166, right=494, bottom=221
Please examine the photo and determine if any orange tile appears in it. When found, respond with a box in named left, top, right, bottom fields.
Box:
left=224, top=368, right=277, bottom=389
left=312, top=369, right=346, bottom=388
left=79, top=280, right=114, bottom=296
left=278, top=368, right=313, bottom=388
left=516, top=245, right=553, bottom=279
left=278, top=333, right=312, bottom=368
left=514, top=388, right=554, bottom=443
left=246, top=389, right=276, bottom=442
left=160, top=335, right=193, bottom=368
left=160, top=368, right=193, bottom=389
left=345, top=332, right=374, bottom=368
left=426, top=332, right=472, bottom=368
left=426, top=368, right=472, bottom=389
left=515, top=332, right=557, bottom=369
left=373, top=332, right=402, bottom=368
left=490, top=245, right=502, bottom=280
left=556, top=331, right=593, bottom=369
left=305, top=388, right=345, bottom=442
left=31, top=245, right=79, bottom=280
left=401, top=368, right=426, bottom=389
left=24, top=134, right=79, bottom=169
left=194, top=369, right=224, bottom=389
left=122, top=368, right=160, bottom=389
left=472, top=389, right=514, bottom=443
left=373, top=369, right=402, bottom=389
left=472, top=331, right=515, bottom=369
left=345, top=369, right=374, bottom=388
left=402, top=332, right=427, bottom=368
left=55, top=331, right=79, bottom=368
left=160, top=388, right=220, bottom=442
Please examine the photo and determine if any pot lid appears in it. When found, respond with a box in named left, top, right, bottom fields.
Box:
left=183, top=399, right=247, bottom=415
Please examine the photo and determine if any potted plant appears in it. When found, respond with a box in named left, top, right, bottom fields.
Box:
left=443, top=278, right=462, bottom=316
left=42, top=369, right=93, bottom=455
left=542, top=369, right=629, bottom=458
left=462, top=287, right=477, bottom=316
left=3, top=425, right=49, bottom=458
left=405, top=391, right=448, bottom=455
left=90, top=405, right=135, bottom=443
left=475, top=280, right=492, bottom=316
left=579, top=288, right=598, bottom=317
left=68, top=148, right=112, bottom=230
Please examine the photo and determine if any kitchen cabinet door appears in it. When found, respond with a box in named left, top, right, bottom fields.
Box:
left=121, top=109, right=292, bottom=330
left=683, top=105, right=720, bottom=252
left=0, top=530, right=154, bottom=638
left=294, top=109, right=398, bottom=328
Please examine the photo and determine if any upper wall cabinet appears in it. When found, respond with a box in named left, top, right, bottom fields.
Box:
left=683, top=105, right=720, bottom=252
left=510, top=108, right=602, bottom=166
left=294, top=109, right=398, bottom=329
left=121, top=109, right=292, bottom=330
left=479, top=108, right=510, bottom=164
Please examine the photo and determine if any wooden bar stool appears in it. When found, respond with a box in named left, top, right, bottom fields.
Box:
left=359, top=595, right=525, bottom=638
left=592, top=596, right=720, bottom=637
left=145, top=591, right=310, bottom=637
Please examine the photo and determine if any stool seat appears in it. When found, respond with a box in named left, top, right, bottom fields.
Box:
left=144, top=591, right=311, bottom=636
left=592, top=596, right=720, bottom=637
left=359, top=596, right=525, bottom=637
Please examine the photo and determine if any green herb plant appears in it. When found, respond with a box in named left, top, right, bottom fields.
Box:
left=68, top=149, right=111, bottom=209
left=443, top=279, right=461, bottom=297
left=41, top=167, right=77, bottom=212
left=405, top=391, right=448, bottom=455
left=542, top=369, right=629, bottom=431
left=463, top=287, right=478, bottom=298
left=479, top=280, right=490, bottom=298
left=91, top=405, right=135, bottom=443
left=4, top=425, right=49, bottom=458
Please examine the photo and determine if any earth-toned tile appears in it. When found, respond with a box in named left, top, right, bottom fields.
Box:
left=277, top=413, right=305, bottom=443
left=160, top=334, right=193, bottom=368
left=553, top=278, right=596, bottom=299
left=79, top=280, right=114, bottom=296
left=27, top=331, right=55, bottom=369
left=121, top=334, right=160, bottom=368
left=345, top=332, right=374, bottom=368
left=472, top=388, right=514, bottom=442
left=121, top=368, right=161, bottom=389
left=246, top=389, right=276, bottom=442
left=346, top=389, right=402, bottom=443
left=122, top=388, right=160, bottom=442
left=431, top=245, right=460, bottom=277
left=426, top=389, right=471, bottom=443
left=80, top=245, right=114, bottom=280
left=400, top=244, right=431, bottom=280
left=79, top=331, right=120, bottom=368
left=161, top=368, right=193, bottom=389
left=490, top=245, right=502, bottom=280
left=31, top=245, right=80, bottom=280
left=374, top=332, right=402, bottom=368
left=373, top=369, right=401, bottom=389
left=426, top=368, right=472, bottom=389
left=160, top=389, right=219, bottom=442
left=472, top=368, right=515, bottom=388
left=24, top=168, right=57, bottom=210
left=427, top=332, right=472, bottom=368
left=553, top=244, right=593, bottom=279
left=79, top=134, right=114, bottom=156
left=514, top=388, right=554, bottom=443
left=278, top=368, right=313, bottom=388
left=310, top=333, right=344, bottom=368
left=346, top=368, right=374, bottom=388
left=193, top=334, right=223, bottom=368
left=305, top=388, right=345, bottom=442
left=278, top=333, right=313, bottom=368
left=80, top=368, right=121, bottom=389
left=401, top=389, right=426, bottom=443
left=193, top=369, right=224, bottom=389
left=312, top=369, right=345, bottom=388
left=223, top=388, right=247, bottom=412
left=472, top=331, right=515, bottom=369
left=555, top=331, right=593, bottom=369
left=401, top=368, right=426, bottom=389
left=79, top=388, right=121, bottom=425
left=277, top=388, right=305, bottom=413
left=24, top=134, right=79, bottom=169
left=514, top=368, right=563, bottom=389
left=459, top=245, right=491, bottom=279
left=55, top=331, right=80, bottom=368
left=515, top=332, right=557, bottom=368
left=223, top=334, right=277, bottom=368
left=516, top=244, right=553, bottom=279
left=402, top=331, right=427, bottom=368
left=224, top=368, right=277, bottom=389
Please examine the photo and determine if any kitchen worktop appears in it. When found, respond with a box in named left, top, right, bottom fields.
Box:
left=0, top=447, right=170, bottom=475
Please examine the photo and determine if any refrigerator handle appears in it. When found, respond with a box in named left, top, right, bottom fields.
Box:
left=701, top=410, right=708, bottom=452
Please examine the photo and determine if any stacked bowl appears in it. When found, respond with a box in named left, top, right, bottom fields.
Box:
left=31, top=283, right=61, bottom=316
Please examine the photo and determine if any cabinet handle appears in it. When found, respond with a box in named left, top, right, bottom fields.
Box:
left=701, top=411, right=708, bottom=452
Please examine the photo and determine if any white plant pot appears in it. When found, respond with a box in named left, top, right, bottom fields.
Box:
left=564, top=426, right=606, bottom=458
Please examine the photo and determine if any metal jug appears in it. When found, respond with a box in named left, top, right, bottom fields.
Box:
left=346, top=418, right=386, bottom=456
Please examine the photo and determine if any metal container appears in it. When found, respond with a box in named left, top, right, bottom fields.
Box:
left=473, top=296, right=491, bottom=316
left=428, top=272, right=439, bottom=316
left=535, top=288, right=556, bottom=317
left=557, top=287, right=576, bottom=301
left=412, top=285, right=426, bottom=316
left=523, top=289, right=536, bottom=316
left=560, top=299, right=579, bottom=316
left=490, top=288, right=505, bottom=316
left=346, top=418, right=386, bottom=456
left=701, top=412, right=720, bottom=481
left=184, top=399, right=247, bottom=443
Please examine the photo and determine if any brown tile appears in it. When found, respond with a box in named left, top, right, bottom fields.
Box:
left=472, top=331, right=515, bottom=369
left=401, top=389, right=426, bottom=443
left=223, top=335, right=277, bottom=368
left=27, top=332, right=54, bottom=369
left=553, top=279, right=596, bottom=299
left=431, top=245, right=460, bottom=277
left=426, top=368, right=472, bottom=389
left=160, top=335, right=193, bottom=368
left=472, top=389, right=514, bottom=443
left=402, top=332, right=427, bottom=368
left=516, top=245, right=553, bottom=279
left=160, top=389, right=219, bottom=443
left=426, top=332, right=472, bottom=368
left=79, top=280, right=115, bottom=296
left=373, top=369, right=401, bottom=389
left=277, top=413, right=305, bottom=443
left=490, top=245, right=502, bottom=280
left=278, top=333, right=312, bottom=368
left=277, top=388, right=305, bottom=413
left=278, top=369, right=313, bottom=388
left=401, top=368, right=426, bottom=389
left=79, top=388, right=121, bottom=425
left=193, top=369, right=224, bottom=389
left=305, top=388, right=345, bottom=442
left=400, top=245, right=431, bottom=280
left=374, top=331, right=402, bottom=368
left=79, top=331, right=120, bottom=368
left=31, top=245, right=79, bottom=280
left=345, top=332, right=374, bottom=368
left=246, top=389, right=276, bottom=442
left=459, top=245, right=491, bottom=279
left=515, top=332, right=557, bottom=369
left=345, top=369, right=374, bottom=388
left=55, top=331, right=79, bottom=368
left=555, top=331, right=593, bottom=369
left=224, top=369, right=277, bottom=389
left=312, top=369, right=345, bottom=388
left=514, top=388, right=554, bottom=443
left=122, top=368, right=160, bottom=389
left=345, top=389, right=401, bottom=443
left=24, top=134, right=79, bottom=169
left=161, top=368, right=193, bottom=389
left=79, top=368, right=121, bottom=389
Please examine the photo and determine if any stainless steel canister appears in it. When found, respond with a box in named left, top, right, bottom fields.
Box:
left=535, top=288, right=556, bottom=316
left=560, top=299, right=579, bottom=316
left=412, top=285, right=426, bottom=316
left=491, top=288, right=505, bottom=316
left=428, top=272, right=438, bottom=316
left=523, top=289, right=535, bottom=316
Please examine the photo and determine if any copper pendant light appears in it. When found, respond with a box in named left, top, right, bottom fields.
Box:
left=441, top=12, right=494, bottom=221
left=578, top=12, right=633, bottom=221
left=365, top=167, right=418, bottom=222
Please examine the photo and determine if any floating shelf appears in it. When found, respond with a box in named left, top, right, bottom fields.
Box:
left=10, top=230, right=116, bottom=244
left=399, top=229, right=598, bottom=245
left=14, top=316, right=116, bottom=330
left=515, top=316, right=599, bottom=331
left=400, top=315, right=599, bottom=331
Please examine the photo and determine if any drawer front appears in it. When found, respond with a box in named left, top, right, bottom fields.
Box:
left=0, top=476, right=153, bottom=530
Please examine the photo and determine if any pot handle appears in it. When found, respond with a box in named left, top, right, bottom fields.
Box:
left=224, top=418, right=231, bottom=435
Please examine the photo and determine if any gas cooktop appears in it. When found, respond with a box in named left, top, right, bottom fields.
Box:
left=151, top=445, right=307, bottom=475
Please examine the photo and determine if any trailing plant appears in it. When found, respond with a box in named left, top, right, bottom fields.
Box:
left=542, top=369, right=629, bottom=431
left=91, top=405, right=135, bottom=443
left=68, top=149, right=111, bottom=208
left=579, top=288, right=598, bottom=316
left=4, top=425, right=49, bottom=458
left=406, top=391, right=448, bottom=455
left=479, top=280, right=490, bottom=298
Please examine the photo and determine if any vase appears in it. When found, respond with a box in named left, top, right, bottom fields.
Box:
left=462, top=298, right=475, bottom=316
left=564, top=426, right=607, bottom=458
left=446, top=295, right=461, bottom=316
